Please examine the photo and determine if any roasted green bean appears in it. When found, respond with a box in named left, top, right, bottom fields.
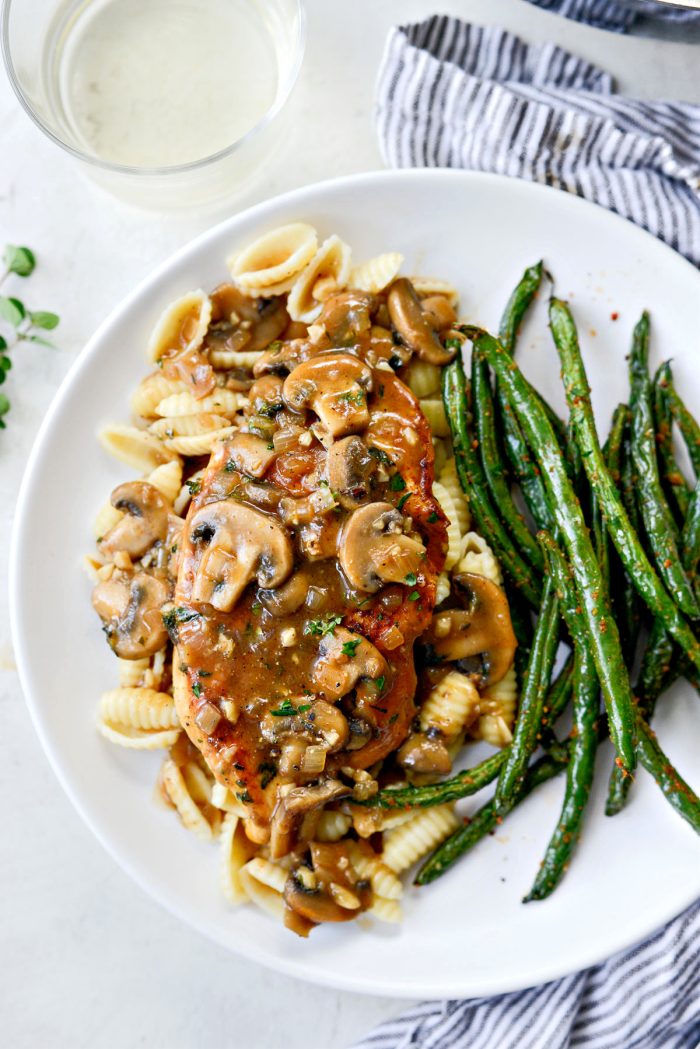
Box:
left=545, top=301, right=700, bottom=676
left=525, top=533, right=599, bottom=901
left=466, top=325, right=638, bottom=772
left=472, top=348, right=545, bottom=573
left=495, top=574, right=560, bottom=812
left=442, top=359, right=541, bottom=607
left=628, top=314, right=698, bottom=616
left=415, top=750, right=569, bottom=886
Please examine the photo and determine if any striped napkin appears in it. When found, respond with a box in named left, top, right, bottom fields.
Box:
left=352, top=17, right=700, bottom=1049
left=375, top=19, right=700, bottom=266
left=527, top=0, right=700, bottom=32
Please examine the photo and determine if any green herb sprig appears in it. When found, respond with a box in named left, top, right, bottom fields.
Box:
left=0, top=245, right=60, bottom=430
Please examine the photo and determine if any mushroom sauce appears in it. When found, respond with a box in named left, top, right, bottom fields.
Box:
left=172, top=306, right=451, bottom=851
left=90, top=231, right=518, bottom=935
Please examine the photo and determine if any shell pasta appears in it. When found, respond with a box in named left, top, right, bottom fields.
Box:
left=86, top=222, right=519, bottom=937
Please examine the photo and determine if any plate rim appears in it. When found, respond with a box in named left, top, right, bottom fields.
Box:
left=10, top=168, right=700, bottom=999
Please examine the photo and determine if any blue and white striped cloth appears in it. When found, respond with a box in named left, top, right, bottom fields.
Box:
left=528, top=0, right=700, bottom=33
left=353, top=16, right=700, bottom=1049
left=351, top=902, right=700, bottom=1049
left=375, top=18, right=700, bottom=266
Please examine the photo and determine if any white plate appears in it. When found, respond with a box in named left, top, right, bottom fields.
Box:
left=11, top=171, right=700, bottom=999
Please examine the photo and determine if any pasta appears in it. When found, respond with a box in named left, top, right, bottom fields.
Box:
left=349, top=251, right=403, bottom=293
left=419, top=670, right=481, bottom=739
left=456, top=530, right=503, bottom=585
left=147, top=290, right=212, bottom=362
left=381, top=805, right=460, bottom=874
left=419, top=398, right=451, bottom=437
left=87, top=222, right=517, bottom=937
left=228, top=222, right=318, bottom=294
left=98, top=423, right=180, bottom=472
left=432, top=480, right=462, bottom=570
left=439, top=458, right=470, bottom=534
left=286, top=235, right=352, bottom=323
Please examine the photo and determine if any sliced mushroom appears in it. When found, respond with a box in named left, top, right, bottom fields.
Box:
left=247, top=374, right=285, bottom=416
left=338, top=502, right=425, bottom=593
left=425, top=572, right=517, bottom=686
left=188, top=501, right=293, bottom=611
left=270, top=779, right=351, bottom=859
left=397, top=732, right=453, bottom=775
left=387, top=278, right=456, bottom=366
left=253, top=337, right=311, bottom=377
left=224, top=432, right=277, bottom=479
left=284, top=841, right=369, bottom=927
left=282, top=353, right=373, bottom=438
left=298, top=516, right=342, bottom=562
left=99, top=481, right=169, bottom=560
left=207, top=283, right=288, bottom=353
left=312, top=627, right=387, bottom=700
left=319, top=291, right=374, bottom=344
left=420, top=295, right=457, bottom=333
left=326, top=435, right=377, bottom=509
left=258, top=570, right=310, bottom=616
left=92, top=571, right=169, bottom=659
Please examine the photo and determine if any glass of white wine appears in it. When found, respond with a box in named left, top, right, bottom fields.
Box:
left=2, top=0, right=305, bottom=209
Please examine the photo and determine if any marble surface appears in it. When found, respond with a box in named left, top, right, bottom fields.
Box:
left=2, top=2, right=699, bottom=1047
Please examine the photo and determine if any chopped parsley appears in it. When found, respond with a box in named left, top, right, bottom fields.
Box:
left=236, top=790, right=253, bottom=804
left=339, top=390, right=365, bottom=405
left=374, top=675, right=386, bottom=692
left=341, top=639, right=360, bottom=658
left=186, top=478, right=201, bottom=495
left=397, top=492, right=411, bottom=511
left=224, top=459, right=236, bottom=473
left=270, top=699, right=297, bottom=717
left=408, top=590, right=420, bottom=602
left=405, top=572, right=417, bottom=585
left=304, top=613, right=343, bottom=638
left=192, top=682, right=202, bottom=698
left=258, top=761, right=278, bottom=789
left=162, top=606, right=200, bottom=640
left=368, top=446, right=393, bottom=466
left=427, top=511, right=439, bottom=523
left=258, top=401, right=284, bottom=418
left=388, top=473, right=406, bottom=492
left=270, top=699, right=312, bottom=717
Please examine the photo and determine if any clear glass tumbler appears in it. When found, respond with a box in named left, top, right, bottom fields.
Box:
left=2, top=0, right=305, bottom=209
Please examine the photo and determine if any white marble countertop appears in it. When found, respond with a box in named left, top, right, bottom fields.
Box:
left=2, top=2, right=699, bottom=1047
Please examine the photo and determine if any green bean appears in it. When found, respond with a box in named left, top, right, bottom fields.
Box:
left=653, top=365, right=690, bottom=523
left=363, top=660, right=574, bottom=811
left=495, top=575, right=560, bottom=811
left=628, top=315, right=698, bottom=616
left=472, top=349, right=545, bottom=573
left=499, top=401, right=554, bottom=532
left=505, top=583, right=533, bottom=690
left=661, top=363, right=700, bottom=477
left=617, top=420, right=643, bottom=653
left=498, top=261, right=544, bottom=355
left=365, top=750, right=507, bottom=812
left=681, top=478, right=700, bottom=583
left=442, top=360, right=541, bottom=607
left=636, top=718, right=700, bottom=833
left=465, top=325, right=638, bottom=772
left=493, top=263, right=554, bottom=532
left=605, top=620, right=675, bottom=816
left=414, top=750, right=569, bottom=886
left=524, top=533, right=600, bottom=901
left=545, top=301, right=700, bottom=676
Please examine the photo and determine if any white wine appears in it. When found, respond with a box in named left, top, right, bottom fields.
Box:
left=54, top=0, right=278, bottom=168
